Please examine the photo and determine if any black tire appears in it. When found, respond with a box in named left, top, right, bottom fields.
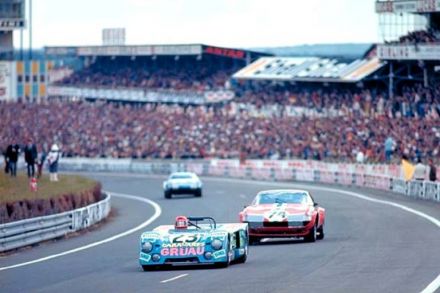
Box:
left=235, top=246, right=248, bottom=264
left=164, top=190, right=171, bottom=199
left=216, top=261, right=229, bottom=268
left=304, top=223, right=317, bottom=243
left=194, top=189, right=202, bottom=197
left=142, top=265, right=154, bottom=271
left=317, top=224, right=325, bottom=240
left=249, top=236, right=260, bottom=245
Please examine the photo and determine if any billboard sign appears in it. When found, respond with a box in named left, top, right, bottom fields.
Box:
left=204, top=46, right=246, bottom=59
left=377, top=44, right=440, bottom=60
left=375, top=0, right=440, bottom=13
left=102, top=28, right=126, bottom=46
left=76, top=44, right=202, bottom=56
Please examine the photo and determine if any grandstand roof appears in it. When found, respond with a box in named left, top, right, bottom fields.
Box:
left=254, top=43, right=375, bottom=60
left=45, top=44, right=271, bottom=60
left=232, top=57, right=385, bottom=83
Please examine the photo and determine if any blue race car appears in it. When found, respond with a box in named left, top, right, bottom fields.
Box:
left=139, top=216, right=248, bottom=270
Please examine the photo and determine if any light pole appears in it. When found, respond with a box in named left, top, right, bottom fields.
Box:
left=29, top=0, right=32, bottom=60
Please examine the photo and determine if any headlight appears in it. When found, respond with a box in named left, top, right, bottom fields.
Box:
left=151, top=254, right=161, bottom=262
left=211, top=239, right=223, bottom=250
left=141, top=241, right=153, bottom=253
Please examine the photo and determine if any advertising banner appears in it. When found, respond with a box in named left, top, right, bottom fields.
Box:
left=48, top=86, right=230, bottom=104
left=378, top=44, right=440, bottom=61
left=58, top=158, right=440, bottom=203
left=76, top=45, right=202, bottom=57
left=0, top=61, right=15, bottom=101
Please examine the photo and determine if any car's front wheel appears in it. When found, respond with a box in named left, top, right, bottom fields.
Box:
left=142, top=265, right=154, bottom=271
left=304, top=223, right=317, bottom=243
left=194, top=188, right=202, bottom=197
left=317, top=224, right=325, bottom=240
left=249, top=236, right=260, bottom=245
left=216, top=250, right=231, bottom=268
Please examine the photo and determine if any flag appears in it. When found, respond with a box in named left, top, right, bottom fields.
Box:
left=402, top=159, right=415, bottom=181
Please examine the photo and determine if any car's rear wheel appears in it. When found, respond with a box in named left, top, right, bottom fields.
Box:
left=164, top=191, right=171, bottom=199
left=249, top=236, right=260, bottom=245
left=304, top=223, right=317, bottom=243
left=235, top=246, right=248, bottom=264
left=317, top=224, right=325, bottom=240
left=194, top=189, right=202, bottom=197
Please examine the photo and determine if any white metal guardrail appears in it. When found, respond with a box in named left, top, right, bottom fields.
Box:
left=58, top=158, right=440, bottom=203
left=0, top=193, right=111, bottom=252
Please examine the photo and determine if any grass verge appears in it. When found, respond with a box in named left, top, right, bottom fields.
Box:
left=0, top=171, right=97, bottom=204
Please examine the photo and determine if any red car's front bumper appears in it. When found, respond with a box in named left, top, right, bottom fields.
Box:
left=247, top=221, right=315, bottom=238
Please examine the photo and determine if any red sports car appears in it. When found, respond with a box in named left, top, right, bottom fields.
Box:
left=239, top=189, right=325, bottom=244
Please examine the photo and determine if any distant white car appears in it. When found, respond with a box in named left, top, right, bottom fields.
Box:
left=163, top=172, right=203, bottom=198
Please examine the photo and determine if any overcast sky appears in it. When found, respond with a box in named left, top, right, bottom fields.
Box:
left=14, top=0, right=380, bottom=49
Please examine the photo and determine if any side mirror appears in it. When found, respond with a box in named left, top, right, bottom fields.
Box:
left=313, top=202, right=319, bottom=207
left=243, top=205, right=248, bottom=209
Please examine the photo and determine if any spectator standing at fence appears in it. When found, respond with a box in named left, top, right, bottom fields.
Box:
left=2, top=146, right=8, bottom=174
left=24, top=138, right=38, bottom=178
left=37, top=144, right=47, bottom=178
left=47, top=144, right=60, bottom=182
left=384, top=136, right=395, bottom=163
left=413, top=158, right=427, bottom=181
left=356, top=149, right=365, bottom=164
left=6, top=142, right=20, bottom=177
left=428, top=159, right=437, bottom=182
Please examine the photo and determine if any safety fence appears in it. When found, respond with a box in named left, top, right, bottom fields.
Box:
left=59, top=158, right=440, bottom=202
left=0, top=193, right=111, bottom=252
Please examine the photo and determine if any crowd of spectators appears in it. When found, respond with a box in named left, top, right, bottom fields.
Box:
left=1, top=98, right=438, bottom=164
left=58, top=56, right=239, bottom=93
left=386, top=29, right=440, bottom=45
left=234, top=82, right=440, bottom=120
left=55, top=54, right=439, bottom=123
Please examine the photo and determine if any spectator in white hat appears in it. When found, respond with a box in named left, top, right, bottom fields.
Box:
left=47, top=144, right=60, bottom=182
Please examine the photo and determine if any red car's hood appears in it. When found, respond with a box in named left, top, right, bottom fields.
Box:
left=245, top=204, right=308, bottom=214
left=243, top=203, right=313, bottom=222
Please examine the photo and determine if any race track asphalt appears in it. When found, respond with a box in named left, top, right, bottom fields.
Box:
left=1, top=173, right=439, bottom=293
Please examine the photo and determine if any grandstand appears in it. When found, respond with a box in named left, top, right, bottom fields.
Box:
left=376, top=0, right=440, bottom=96
left=0, top=1, right=439, bottom=165
left=45, top=44, right=269, bottom=104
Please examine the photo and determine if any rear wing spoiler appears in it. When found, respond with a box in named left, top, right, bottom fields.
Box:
left=188, top=216, right=216, bottom=229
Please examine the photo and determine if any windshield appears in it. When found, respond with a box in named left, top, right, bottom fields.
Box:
left=256, top=191, right=309, bottom=204
left=170, top=174, right=193, bottom=179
